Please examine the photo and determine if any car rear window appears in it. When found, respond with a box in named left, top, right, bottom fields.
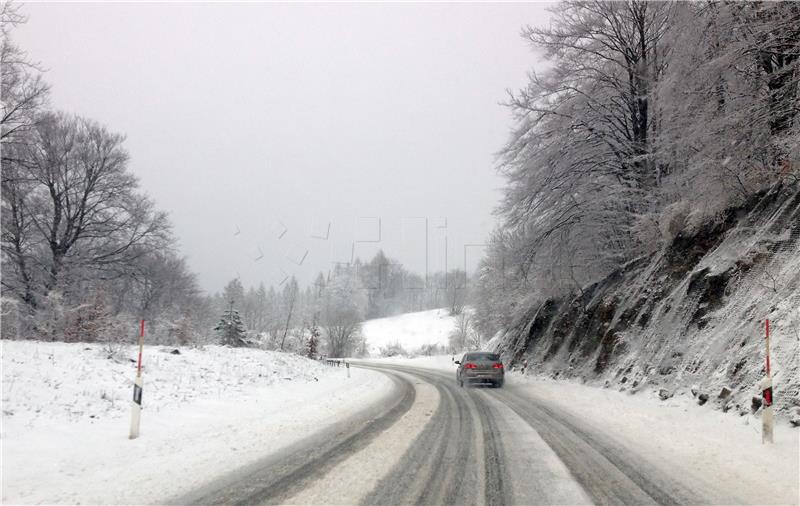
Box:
left=464, top=352, right=500, bottom=361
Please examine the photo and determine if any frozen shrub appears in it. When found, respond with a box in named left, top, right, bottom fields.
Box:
left=380, top=342, right=407, bottom=357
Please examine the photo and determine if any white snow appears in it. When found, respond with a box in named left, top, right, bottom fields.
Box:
left=1, top=341, right=392, bottom=504
left=377, top=355, right=800, bottom=505
left=361, top=308, right=457, bottom=356
left=522, top=376, right=800, bottom=506
left=370, top=354, right=458, bottom=370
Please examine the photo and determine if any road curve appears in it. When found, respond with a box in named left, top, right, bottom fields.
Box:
left=177, top=362, right=725, bottom=505
left=358, top=364, right=508, bottom=506
left=173, top=368, right=415, bottom=505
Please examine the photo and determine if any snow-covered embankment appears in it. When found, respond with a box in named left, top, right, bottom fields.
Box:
left=1, top=341, right=391, bottom=504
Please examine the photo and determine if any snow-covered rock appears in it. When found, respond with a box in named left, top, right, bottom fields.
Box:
left=495, top=183, right=800, bottom=418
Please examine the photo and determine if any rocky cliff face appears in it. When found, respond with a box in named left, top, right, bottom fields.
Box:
left=495, top=183, right=800, bottom=419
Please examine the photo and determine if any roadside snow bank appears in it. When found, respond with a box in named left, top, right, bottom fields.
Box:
left=519, top=375, right=800, bottom=506
left=1, top=341, right=392, bottom=504
left=2, top=341, right=332, bottom=428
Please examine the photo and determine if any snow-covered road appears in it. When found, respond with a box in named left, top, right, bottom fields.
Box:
left=4, top=343, right=797, bottom=505
left=180, top=361, right=799, bottom=505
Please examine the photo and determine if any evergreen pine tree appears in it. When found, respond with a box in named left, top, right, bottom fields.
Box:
left=215, top=301, right=247, bottom=347
left=307, top=323, right=320, bottom=359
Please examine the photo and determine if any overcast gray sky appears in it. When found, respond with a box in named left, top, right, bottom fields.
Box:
left=16, top=2, right=552, bottom=293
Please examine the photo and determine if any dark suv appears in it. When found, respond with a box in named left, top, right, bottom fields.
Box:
left=456, top=352, right=504, bottom=388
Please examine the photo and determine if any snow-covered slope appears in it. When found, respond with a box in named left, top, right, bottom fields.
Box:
left=1, top=341, right=391, bottom=504
left=494, top=182, right=800, bottom=419
left=2, top=342, right=331, bottom=427
left=361, top=309, right=457, bottom=356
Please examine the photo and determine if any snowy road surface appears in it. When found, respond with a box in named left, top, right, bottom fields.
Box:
left=5, top=345, right=796, bottom=505
left=176, top=362, right=783, bottom=506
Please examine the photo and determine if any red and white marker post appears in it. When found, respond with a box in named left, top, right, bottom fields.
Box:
left=760, top=319, right=774, bottom=444
left=129, top=319, right=145, bottom=440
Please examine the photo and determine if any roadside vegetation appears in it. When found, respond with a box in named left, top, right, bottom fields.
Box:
left=471, top=1, right=799, bottom=339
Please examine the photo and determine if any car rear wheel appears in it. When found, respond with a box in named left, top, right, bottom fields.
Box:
left=495, top=379, right=504, bottom=388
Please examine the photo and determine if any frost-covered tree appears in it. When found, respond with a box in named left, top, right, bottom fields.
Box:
left=1, top=3, right=49, bottom=312
left=214, top=302, right=247, bottom=347
left=449, top=312, right=480, bottom=353
left=500, top=1, right=674, bottom=294
left=278, top=276, right=299, bottom=351
left=222, top=278, right=245, bottom=308
left=322, top=265, right=366, bottom=357
left=1, top=2, right=49, bottom=145
left=445, top=269, right=467, bottom=315
left=307, top=322, right=319, bottom=359
left=475, top=0, right=799, bottom=342
left=655, top=2, right=800, bottom=213
left=358, top=250, right=408, bottom=318
left=2, top=112, right=170, bottom=310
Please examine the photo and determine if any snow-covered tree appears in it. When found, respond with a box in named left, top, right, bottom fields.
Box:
left=449, top=312, right=480, bottom=353
left=322, top=265, right=366, bottom=357
left=655, top=2, right=800, bottom=213
left=474, top=0, right=799, bottom=344
left=214, top=302, right=247, bottom=347
left=222, top=278, right=245, bottom=309
left=1, top=3, right=49, bottom=145
left=307, top=323, right=319, bottom=359
left=498, top=1, right=674, bottom=297
left=278, top=277, right=299, bottom=351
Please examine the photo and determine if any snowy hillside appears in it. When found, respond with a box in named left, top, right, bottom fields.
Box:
left=494, top=183, right=800, bottom=420
left=2, top=341, right=332, bottom=427
left=1, top=341, right=391, bottom=504
left=361, top=309, right=457, bottom=356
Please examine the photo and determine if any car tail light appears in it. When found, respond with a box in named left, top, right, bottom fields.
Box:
left=464, top=363, right=477, bottom=369
left=493, top=363, right=504, bottom=369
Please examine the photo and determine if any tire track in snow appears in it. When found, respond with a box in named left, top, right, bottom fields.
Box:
left=181, top=362, right=714, bottom=506
left=176, top=369, right=415, bottom=506
left=362, top=364, right=507, bottom=506
left=494, top=384, right=712, bottom=506
left=375, top=364, right=714, bottom=506
left=281, top=369, right=440, bottom=505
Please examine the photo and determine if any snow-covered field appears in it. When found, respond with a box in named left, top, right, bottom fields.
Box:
left=1, top=341, right=392, bottom=504
left=372, top=355, right=800, bottom=505
left=361, top=308, right=456, bottom=355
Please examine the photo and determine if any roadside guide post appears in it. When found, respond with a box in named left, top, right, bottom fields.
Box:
left=346, top=361, right=351, bottom=378
left=760, top=319, right=774, bottom=444
left=129, top=319, right=145, bottom=440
